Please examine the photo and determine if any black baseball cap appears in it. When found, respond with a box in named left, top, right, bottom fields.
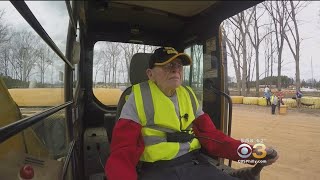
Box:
left=149, top=47, right=192, bottom=68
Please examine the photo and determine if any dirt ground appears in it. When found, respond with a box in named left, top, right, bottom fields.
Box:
left=229, top=104, right=320, bottom=180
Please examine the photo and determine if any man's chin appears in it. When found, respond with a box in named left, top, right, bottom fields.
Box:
left=169, top=81, right=182, bottom=89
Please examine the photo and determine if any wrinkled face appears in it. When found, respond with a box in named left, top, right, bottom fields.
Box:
left=146, top=58, right=184, bottom=91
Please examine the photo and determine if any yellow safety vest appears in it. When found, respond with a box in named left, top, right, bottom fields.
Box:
left=133, top=80, right=201, bottom=162
left=271, top=95, right=278, bottom=105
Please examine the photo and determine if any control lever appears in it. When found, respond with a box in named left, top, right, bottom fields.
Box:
left=204, top=79, right=233, bottom=167
left=229, top=148, right=278, bottom=180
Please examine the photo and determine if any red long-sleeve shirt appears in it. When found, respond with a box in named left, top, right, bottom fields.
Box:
left=105, top=113, right=246, bottom=180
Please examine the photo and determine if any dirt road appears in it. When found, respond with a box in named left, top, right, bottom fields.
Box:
left=230, top=104, right=320, bottom=180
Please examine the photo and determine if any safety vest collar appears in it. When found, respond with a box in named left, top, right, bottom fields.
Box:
left=134, top=80, right=198, bottom=127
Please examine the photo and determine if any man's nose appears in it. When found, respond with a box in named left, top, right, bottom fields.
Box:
left=171, top=67, right=178, bottom=72
left=170, top=67, right=180, bottom=73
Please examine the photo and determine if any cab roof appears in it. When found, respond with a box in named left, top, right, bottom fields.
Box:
left=83, top=1, right=262, bottom=47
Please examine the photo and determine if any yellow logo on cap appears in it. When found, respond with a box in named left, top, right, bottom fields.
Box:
left=164, top=47, right=178, bottom=55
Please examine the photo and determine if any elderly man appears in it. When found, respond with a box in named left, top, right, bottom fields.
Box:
left=105, top=47, right=279, bottom=180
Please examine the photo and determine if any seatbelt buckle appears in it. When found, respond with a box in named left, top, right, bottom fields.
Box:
left=166, top=131, right=195, bottom=143
left=192, top=159, right=199, bottom=165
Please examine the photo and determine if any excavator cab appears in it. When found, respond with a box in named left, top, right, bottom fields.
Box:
left=0, top=1, right=270, bottom=180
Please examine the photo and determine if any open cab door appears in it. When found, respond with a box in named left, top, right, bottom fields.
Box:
left=79, top=1, right=265, bottom=180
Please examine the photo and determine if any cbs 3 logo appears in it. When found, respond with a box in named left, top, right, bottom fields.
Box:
left=237, top=143, right=267, bottom=159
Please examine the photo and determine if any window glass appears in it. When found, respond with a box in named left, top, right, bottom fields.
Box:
left=93, top=41, right=158, bottom=106
left=184, top=45, right=204, bottom=105
left=0, top=1, right=65, bottom=123
left=0, top=2, right=73, bottom=179
left=0, top=109, right=70, bottom=179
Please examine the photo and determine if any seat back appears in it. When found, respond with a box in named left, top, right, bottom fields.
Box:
left=115, top=53, right=152, bottom=121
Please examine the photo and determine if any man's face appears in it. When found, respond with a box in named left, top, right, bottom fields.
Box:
left=147, top=58, right=184, bottom=90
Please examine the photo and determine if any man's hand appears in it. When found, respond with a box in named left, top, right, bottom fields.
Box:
left=263, top=147, right=279, bottom=166
left=230, top=147, right=279, bottom=178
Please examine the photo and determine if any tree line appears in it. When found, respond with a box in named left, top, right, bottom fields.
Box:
left=223, top=0, right=311, bottom=96
left=93, top=42, right=158, bottom=88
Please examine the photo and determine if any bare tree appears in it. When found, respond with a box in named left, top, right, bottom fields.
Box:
left=0, top=9, right=11, bottom=76
left=120, top=43, right=143, bottom=84
left=0, top=10, right=10, bottom=45
left=264, top=1, right=291, bottom=90
left=0, top=44, right=11, bottom=76
left=119, top=60, right=126, bottom=84
left=102, top=58, right=111, bottom=86
left=93, top=50, right=104, bottom=87
left=193, top=45, right=202, bottom=88
left=263, top=20, right=277, bottom=80
left=246, top=45, right=254, bottom=94
left=109, top=43, right=121, bottom=87
left=228, top=11, right=254, bottom=95
left=247, top=5, right=271, bottom=96
left=9, top=30, right=38, bottom=83
left=99, top=45, right=111, bottom=87
left=283, top=0, right=309, bottom=91
left=34, top=42, right=54, bottom=85
left=101, top=42, right=121, bottom=87
left=222, top=24, right=242, bottom=95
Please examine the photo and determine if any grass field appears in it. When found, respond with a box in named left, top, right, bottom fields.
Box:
left=8, top=88, right=123, bottom=107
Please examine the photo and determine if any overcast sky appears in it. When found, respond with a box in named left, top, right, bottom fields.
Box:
left=0, top=1, right=69, bottom=53
left=0, top=1, right=319, bottom=82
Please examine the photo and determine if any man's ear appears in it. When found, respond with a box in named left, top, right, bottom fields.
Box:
left=146, top=69, right=153, bottom=79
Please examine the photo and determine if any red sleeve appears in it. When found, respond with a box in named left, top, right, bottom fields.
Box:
left=105, top=119, right=145, bottom=180
left=193, top=113, right=252, bottom=161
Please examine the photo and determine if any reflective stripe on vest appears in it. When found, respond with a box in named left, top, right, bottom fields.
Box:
left=271, top=96, right=277, bottom=105
left=133, top=80, right=201, bottom=162
left=182, top=85, right=198, bottom=116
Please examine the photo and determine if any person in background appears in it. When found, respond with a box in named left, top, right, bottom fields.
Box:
left=277, top=90, right=285, bottom=111
left=264, top=85, right=270, bottom=94
left=271, top=93, right=278, bottom=115
left=296, top=90, right=303, bottom=108
left=264, top=89, right=271, bottom=106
